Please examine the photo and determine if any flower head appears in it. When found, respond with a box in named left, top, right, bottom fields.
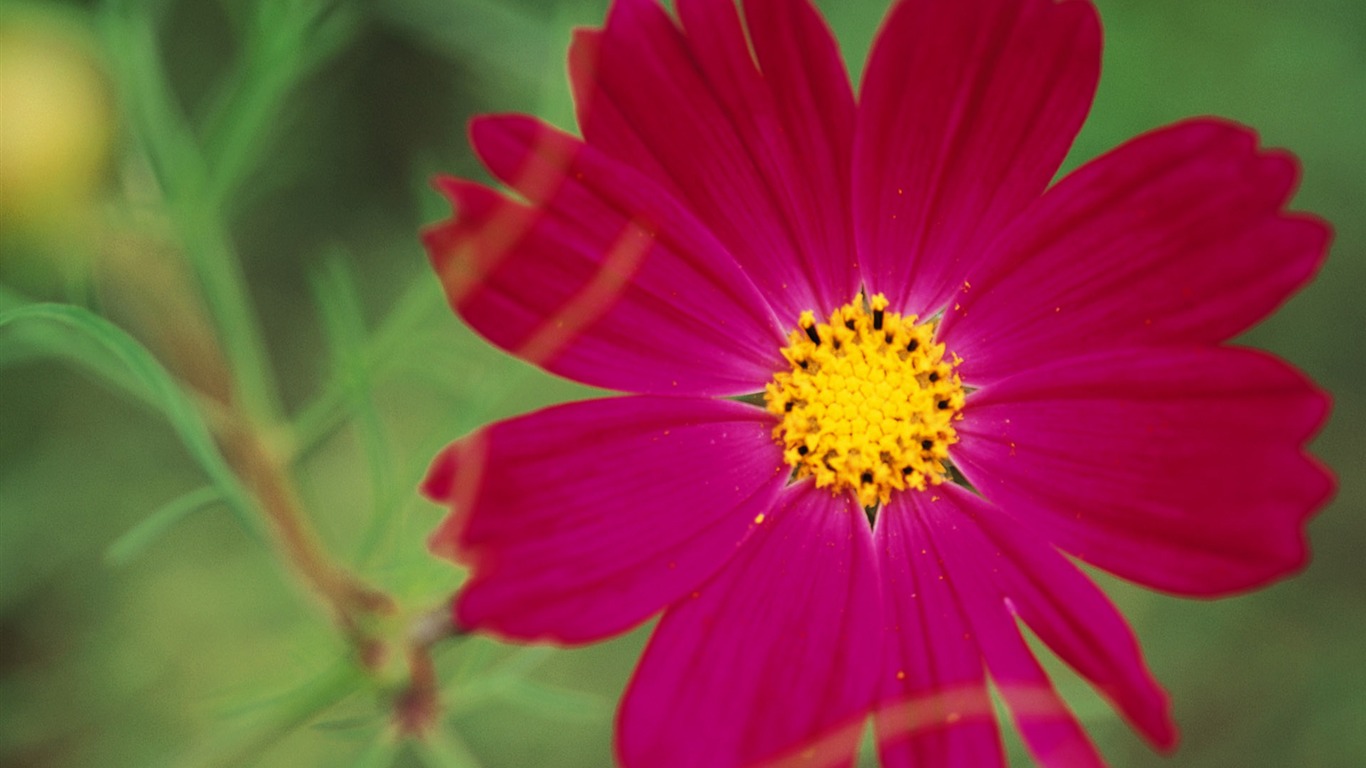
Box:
left=421, top=0, right=1333, bottom=765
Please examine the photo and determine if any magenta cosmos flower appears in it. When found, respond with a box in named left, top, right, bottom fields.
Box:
left=420, top=0, right=1333, bottom=765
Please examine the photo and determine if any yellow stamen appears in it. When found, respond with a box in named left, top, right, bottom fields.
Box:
left=764, top=293, right=965, bottom=508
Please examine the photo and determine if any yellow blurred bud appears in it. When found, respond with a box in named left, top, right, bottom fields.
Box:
left=0, top=14, right=114, bottom=236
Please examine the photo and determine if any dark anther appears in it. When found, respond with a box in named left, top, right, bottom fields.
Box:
left=860, top=471, right=874, bottom=484
left=921, top=440, right=934, bottom=450
left=873, top=309, right=884, bottom=330
left=937, top=400, right=949, bottom=410
left=797, top=445, right=809, bottom=456
left=804, top=325, right=821, bottom=344
left=798, top=360, right=809, bottom=370
left=907, top=339, right=919, bottom=352
left=844, top=319, right=856, bottom=331
left=884, top=333, right=893, bottom=344
left=784, top=402, right=794, bottom=412
left=902, top=467, right=913, bottom=475
left=832, top=341, right=842, bottom=351
left=928, top=372, right=940, bottom=382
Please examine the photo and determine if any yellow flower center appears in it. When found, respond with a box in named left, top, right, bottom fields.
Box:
left=764, top=294, right=965, bottom=508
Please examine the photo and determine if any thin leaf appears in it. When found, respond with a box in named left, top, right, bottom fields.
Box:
left=350, top=735, right=400, bottom=768
left=201, top=0, right=361, bottom=210
left=0, top=307, right=146, bottom=396
left=446, top=646, right=560, bottom=711
left=105, top=486, right=224, bottom=566
left=498, top=678, right=610, bottom=722
left=0, top=303, right=259, bottom=536
left=309, top=253, right=396, bottom=564
left=483, top=645, right=557, bottom=682
left=99, top=1, right=281, bottom=424
left=100, top=0, right=204, bottom=202
left=312, top=715, right=377, bottom=732
left=290, top=273, right=446, bottom=463
left=177, top=657, right=368, bottom=768
left=413, top=727, right=481, bottom=768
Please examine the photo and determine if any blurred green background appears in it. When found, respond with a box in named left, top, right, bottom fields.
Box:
left=0, top=0, right=1362, bottom=766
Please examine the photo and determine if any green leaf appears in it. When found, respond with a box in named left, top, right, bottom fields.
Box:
left=0, top=303, right=259, bottom=536
left=99, top=1, right=282, bottom=424
left=290, top=272, right=446, bottom=463
left=105, top=486, right=225, bottom=566
left=309, top=253, right=396, bottom=563
left=311, top=715, right=376, bottom=732
left=200, top=0, right=361, bottom=211
left=498, top=678, right=610, bottom=722
left=176, top=657, right=368, bottom=768
left=413, top=727, right=481, bottom=768
left=350, top=735, right=400, bottom=768
left=0, top=304, right=145, bottom=396
left=446, top=645, right=559, bottom=712
left=99, top=0, right=204, bottom=202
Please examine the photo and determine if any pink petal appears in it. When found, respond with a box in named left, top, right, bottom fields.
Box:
left=948, top=486, right=1176, bottom=750
left=424, top=116, right=787, bottom=397
left=423, top=396, right=787, bottom=644
left=874, top=496, right=1006, bottom=768
left=572, top=0, right=859, bottom=321
left=941, top=119, right=1331, bottom=384
left=618, top=484, right=881, bottom=768
left=913, top=489, right=1106, bottom=768
left=568, top=28, right=679, bottom=197
left=954, top=345, right=1334, bottom=596
left=855, top=0, right=1100, bottom=317
left=678, top=0, right=859, bottom=312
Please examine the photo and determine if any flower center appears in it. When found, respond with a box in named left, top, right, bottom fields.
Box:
left=764, top=294, right=964, bottom=508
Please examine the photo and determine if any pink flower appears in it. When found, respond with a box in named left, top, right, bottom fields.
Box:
left=420, top=0, right=1333, bottom=765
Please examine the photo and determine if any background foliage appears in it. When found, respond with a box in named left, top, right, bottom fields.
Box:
left=1, top=0, right=1363, bottom=766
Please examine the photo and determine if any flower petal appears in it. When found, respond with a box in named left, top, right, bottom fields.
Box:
left=954, top=345, right=1334, bottom=596
left=571, top=0, right=858, bottom=320
left=941, top=119, right=1331, bottom=384
left=954, top=486, right=1175, bottom=749
left=679, top=0, right=860, bottom=312
left=914, top=488, right=1105, bottom=768
left=855, top=0, right=1100, bottom=316
left=874, top=497, right=1006, bottom=768
left=618, top=484, right=881, bottom=768
left=424, top=396, right=786, bottom=644
left=424, top=116, right=787, bottom=396
left=568, top=28, right=679, bottom=196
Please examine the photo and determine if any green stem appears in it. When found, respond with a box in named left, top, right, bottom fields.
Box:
left=177, top=199, right=282, bottom=423
left=101, top=5, right=282, bottom=424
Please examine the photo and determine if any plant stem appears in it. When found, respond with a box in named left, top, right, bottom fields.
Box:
left=211, top=406, right=398, bottom=661
left=101, top=5, right=282, bottom=424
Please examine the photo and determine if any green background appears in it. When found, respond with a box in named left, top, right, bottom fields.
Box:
left=1, top=0, right=1362, bottom=766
